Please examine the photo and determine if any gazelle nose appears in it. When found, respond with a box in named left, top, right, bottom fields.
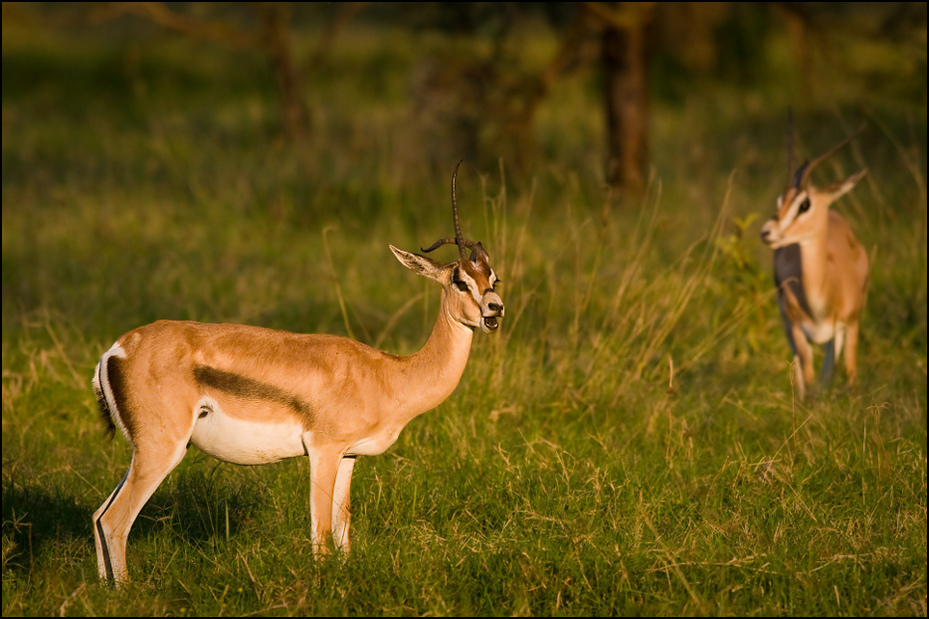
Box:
left=488, top=302, right=504, bottom=314
left=760, top=221, right=776, bottom=242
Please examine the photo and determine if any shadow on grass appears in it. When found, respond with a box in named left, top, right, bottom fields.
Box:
left=1, top=458, right=268, bottom=580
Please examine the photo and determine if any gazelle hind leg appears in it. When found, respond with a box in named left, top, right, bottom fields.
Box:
left=821, top=338, right=836, bottom=388
left=831, top=323, right=847, bottom=384
left=93, top=468, right=129, bottom=580
left=331, top=456, right=357, bottom=552
left=94, top=442, right=188, bottom=582
left=843, top=321, right=860, bottom=386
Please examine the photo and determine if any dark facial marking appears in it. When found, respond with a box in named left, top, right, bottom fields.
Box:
left=452, top=267, right=470, bottom=292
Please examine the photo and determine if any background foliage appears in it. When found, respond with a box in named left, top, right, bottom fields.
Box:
left=2, top=2, right=926, bottom=616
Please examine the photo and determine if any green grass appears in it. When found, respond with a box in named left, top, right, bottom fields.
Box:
left=3, top=9, right=927, bottom=617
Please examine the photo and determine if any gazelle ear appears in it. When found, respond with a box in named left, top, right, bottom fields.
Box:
left=389, top=244, right=446, bottom=282
left=825, top=169, right=867, bottom=200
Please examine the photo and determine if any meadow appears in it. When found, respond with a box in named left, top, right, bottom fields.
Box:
left=2, top=9, right=926, bottom=616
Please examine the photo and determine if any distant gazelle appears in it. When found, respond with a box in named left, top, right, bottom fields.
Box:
left=760, top=123, right=869, bottom=400
left=91, top=162, right=504, bottom=582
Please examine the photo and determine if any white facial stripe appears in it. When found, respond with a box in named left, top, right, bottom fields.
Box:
left=471, top=268, right=499, bottom=300
left=784, top=190, right=809, bottom=225
left=462, top=269, right=484, bottom=304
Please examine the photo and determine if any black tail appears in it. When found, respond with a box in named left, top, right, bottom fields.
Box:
left=94, top=360, right=117, bottom=441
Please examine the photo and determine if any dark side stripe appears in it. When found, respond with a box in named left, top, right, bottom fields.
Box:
left=193, top=365, right=314, bottom=420
left=773, top=243, right=812, bottom=318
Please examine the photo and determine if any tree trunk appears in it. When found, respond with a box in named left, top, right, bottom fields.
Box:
left=600, top=3, right=653, bottom=197
left=256, top=3, right=310, bottom=143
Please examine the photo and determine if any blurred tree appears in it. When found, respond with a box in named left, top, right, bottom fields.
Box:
left=587, top=2, right=656, bottom=197
left=6, top=1, right=923, bottom=198
left=405, top=3, right=601, bottom=175
left=416, top=1, right=925, bottom=197
left=401, top=2, right=693, bottom=196
left=88, top=1, right=370, bottom=143
left=772, top=2, right=927, bottom=106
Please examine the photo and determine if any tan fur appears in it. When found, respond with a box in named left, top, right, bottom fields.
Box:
left=760, top=149, right=869, bottom=399
left=92, top=240, right=503, bottom=582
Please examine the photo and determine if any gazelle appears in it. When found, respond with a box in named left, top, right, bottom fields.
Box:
left=759, top=123, right=869, bottom=400
left=91, top=162, right=504, bottom=582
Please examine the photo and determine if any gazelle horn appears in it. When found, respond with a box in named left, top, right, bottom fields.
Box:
left=785, top=108, right=795, bottom=195
left=792, top=123, right=866, bottom=190
left=422, top=160, right=484, bottom=261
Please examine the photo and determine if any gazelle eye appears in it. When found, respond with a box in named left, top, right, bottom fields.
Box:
left=798, top=198, right=811, bottom=214
left=454, top=279, right=469, bottom=292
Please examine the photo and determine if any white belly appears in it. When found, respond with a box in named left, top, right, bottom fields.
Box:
left=190, top=399, right=306, bottom=465
left=347, top=427, right=403, bottom=456
left=800, top=318, right=836, bottom=345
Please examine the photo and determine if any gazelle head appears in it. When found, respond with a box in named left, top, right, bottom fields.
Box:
left=760, top=122, right=867, bottom=249
left=390, top=161, right=504, bottom=334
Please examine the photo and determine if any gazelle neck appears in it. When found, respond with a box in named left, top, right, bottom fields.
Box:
left=391, top=289, right=474, bottom=421
left=795, top=219, right=832, bottom=317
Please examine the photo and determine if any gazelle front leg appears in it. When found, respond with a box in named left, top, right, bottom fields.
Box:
left=331, top=456, right=357, bottom=552
left=305, top=439, right=343, bottom=555
left=790, top=323, right=815, bottom=400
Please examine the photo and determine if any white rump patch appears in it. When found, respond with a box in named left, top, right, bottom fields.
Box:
left=94, top=342, right=131, bottom=441
left=190, top=397, right=306, bottom=465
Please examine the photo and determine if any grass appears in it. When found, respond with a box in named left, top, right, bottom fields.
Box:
left=2, top=8, right=927, bottom=617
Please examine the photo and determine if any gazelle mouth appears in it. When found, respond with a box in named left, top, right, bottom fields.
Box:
left=483, top=316, right=499, bottom=332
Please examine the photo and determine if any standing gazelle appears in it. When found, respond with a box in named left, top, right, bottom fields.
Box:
left=91, top=162, right=504, bottom=582
left=760, top=123, right=869, bottom=400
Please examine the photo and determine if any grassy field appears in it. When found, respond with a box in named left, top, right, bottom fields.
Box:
left=2, top=8, right=927, bottom=617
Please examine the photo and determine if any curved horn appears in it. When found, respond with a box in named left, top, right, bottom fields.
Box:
left=422, top=160, right=475, bottom=260
left=785, top=108, right=795, bottom=192
left=451, top=159, right=467, bottom=260
left=421, top=237, right=481, bottom=254
left=421, top=237, right=457, bottom=253
left=797, top=123, right=866, bottom=190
